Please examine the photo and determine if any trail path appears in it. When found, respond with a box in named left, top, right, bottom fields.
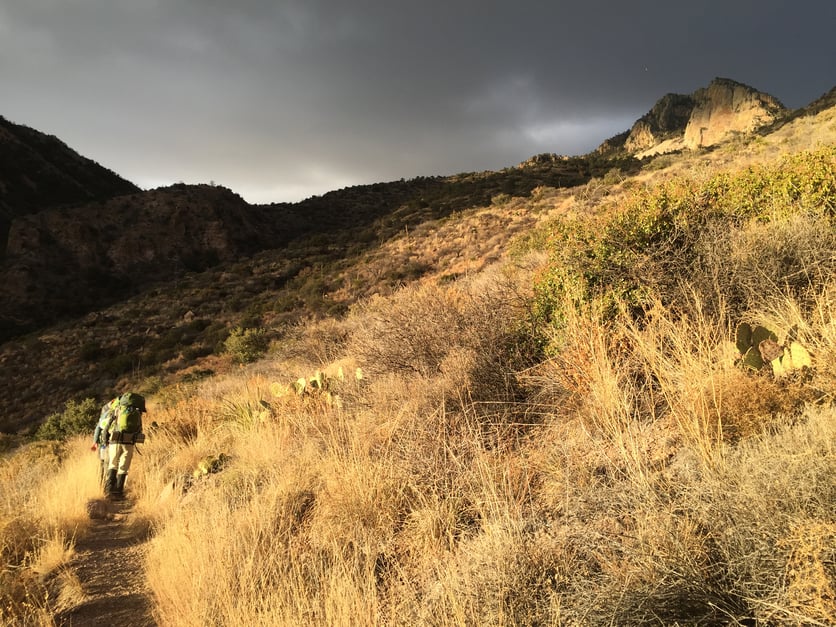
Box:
left=54, top=498, right=157, bottom=626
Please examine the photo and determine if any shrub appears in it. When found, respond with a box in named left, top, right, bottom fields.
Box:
left=35, top=398, right=99, bottom=440
left=348, top=269, right=539, bottom=406
left=533, top=146, right=836, bottom=329
left=79, top=341, right=103, bottom=362
left=102, top=353, right=135, bottom=376
left=223, top=327, right=269, bottom=363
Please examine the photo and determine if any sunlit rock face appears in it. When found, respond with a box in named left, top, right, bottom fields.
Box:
left=683, top=78, right=785, bottom=148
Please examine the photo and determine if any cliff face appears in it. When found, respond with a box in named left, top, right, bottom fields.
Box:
left=682, top=78, right=785, bottom=148
left=0, top=184, right=287, bottom=340
left=623, top=93, right=696, bottom=153
left=599, top=78, right=788, bottom=157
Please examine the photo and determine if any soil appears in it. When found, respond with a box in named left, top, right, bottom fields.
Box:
left=53, top=496, right=157, bottom=626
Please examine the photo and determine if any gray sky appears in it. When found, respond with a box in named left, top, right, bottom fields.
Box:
left=1, top=1, right=834, bottom=203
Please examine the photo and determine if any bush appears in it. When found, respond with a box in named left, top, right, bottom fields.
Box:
left=35, top=398, right=99, bottom=440
left=223, top=327, right=269, bottom=363
left=80, top=341, right=103, bottom=362
left=102, top=353, right=135, bottom=376
left=348, top=270, right=538, bottom=405
left=533, top=146, right=836, bottom=328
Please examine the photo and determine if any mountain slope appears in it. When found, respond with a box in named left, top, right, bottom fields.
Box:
left=0, top=184, right=289, bottom=339
left=0, top=79, right=833, bottom=433
left=0, top=116, right=139, bottom=255
left=0, top=146, right=635, bottom=342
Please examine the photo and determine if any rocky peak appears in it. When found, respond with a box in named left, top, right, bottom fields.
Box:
left=682, top=78, right=785, bottom=148
left=599, top=78, right=788, bottom=158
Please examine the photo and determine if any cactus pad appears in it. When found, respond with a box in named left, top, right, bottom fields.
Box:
left=751, top=325, right=778, bottom=347
left=789, top=342, right=812, bottom=368
left=758, top=338, right=783, bottom=362
left=735, top=322, right=753, bottom=354
left=742, top=347, right=764, bottom=371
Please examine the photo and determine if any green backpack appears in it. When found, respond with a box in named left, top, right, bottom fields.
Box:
left=116, top=392, right=145, bottom=434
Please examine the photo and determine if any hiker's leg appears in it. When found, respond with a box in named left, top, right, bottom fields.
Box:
left=111, top=444, right=134, bottom=496
left=107, top=442, right=120, bottom=471
left=118, top=444, right=134, bottom=474
left=106, top=443, right=126, bottom=496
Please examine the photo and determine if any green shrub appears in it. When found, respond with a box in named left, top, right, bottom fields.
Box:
left=36, top=398, right=99, bottom=440
left=532, top=147, right=836, bottom=332
left=223, top=326, right=269, bottom=363
left=102, top=353, right=135, bottom=377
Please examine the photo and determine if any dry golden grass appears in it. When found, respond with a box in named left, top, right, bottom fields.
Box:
left=130, top=267, right=836, bottom=625
left=0, top=436, right=101, bottom=624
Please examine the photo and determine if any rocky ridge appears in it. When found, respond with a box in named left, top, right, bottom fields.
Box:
left=0, top=184, right=295, bottom=339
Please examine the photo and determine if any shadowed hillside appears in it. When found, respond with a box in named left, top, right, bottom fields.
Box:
left=0, top=148, right=637, bottom=343
left=0, top=115, right=139, bottom=256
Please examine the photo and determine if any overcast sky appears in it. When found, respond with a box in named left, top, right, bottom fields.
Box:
left=1, top=1, right=834, bottom=203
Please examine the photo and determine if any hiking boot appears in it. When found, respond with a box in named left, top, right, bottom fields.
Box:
left=115, top=473, right=127, bottom=495
left=104, top=469, right=117, bottom=496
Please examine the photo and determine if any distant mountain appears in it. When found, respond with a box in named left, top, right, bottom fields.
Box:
left=597, top=78, right=787, bottom=158
left=0, top=184, right=296, bottom=339
left=0, top=116, right=139, bottom=256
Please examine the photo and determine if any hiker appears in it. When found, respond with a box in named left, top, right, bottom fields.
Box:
left=92, top=397, right=120, bottom=486
left=104, top=392, right=146, bottom=498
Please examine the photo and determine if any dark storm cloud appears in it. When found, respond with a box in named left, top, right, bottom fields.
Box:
left=1, top=0, right=833, bottom=202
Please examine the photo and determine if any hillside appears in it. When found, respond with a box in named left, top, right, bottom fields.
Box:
left=0, top=149, right=636, bottom=344
left=0, top=79, right=835, bottom=626
left=0, top=79, right=834, bottom=432
left=0, top=162, right=640, bottom=430
left=0, top=115, right=139, bottom=256
left=0, top=184, right=288, bottom=340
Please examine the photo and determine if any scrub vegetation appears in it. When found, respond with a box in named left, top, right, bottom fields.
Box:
left=2, top=109, right=836, bottom=625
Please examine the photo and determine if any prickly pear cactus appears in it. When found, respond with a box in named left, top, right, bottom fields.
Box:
left=735, top=322, right=753, bottom=355
left=736, top=322, right=778, bottom=371
left=758, top=338, right=783, bottom=363
left=270, top=365, right=361, bottom=410
left=735, top=322, right=813, bottom=376
left=308, top=371, right=329, bottom=391
left=193, top=453, right=230, bottom=479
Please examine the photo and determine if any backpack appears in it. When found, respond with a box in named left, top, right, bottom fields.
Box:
left=95, top=398, right=120, bottom=446
left=116, top=392, right=145, bottom=434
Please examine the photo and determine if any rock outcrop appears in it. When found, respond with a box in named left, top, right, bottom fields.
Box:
left=682, top=78, right=785, bottom=149
left=623, top=93, right=696, bottom=153
left=598, top=78, right=787, bottom=158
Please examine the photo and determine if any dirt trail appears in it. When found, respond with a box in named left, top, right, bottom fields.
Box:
left=54, top=497, right=157, bottom=626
